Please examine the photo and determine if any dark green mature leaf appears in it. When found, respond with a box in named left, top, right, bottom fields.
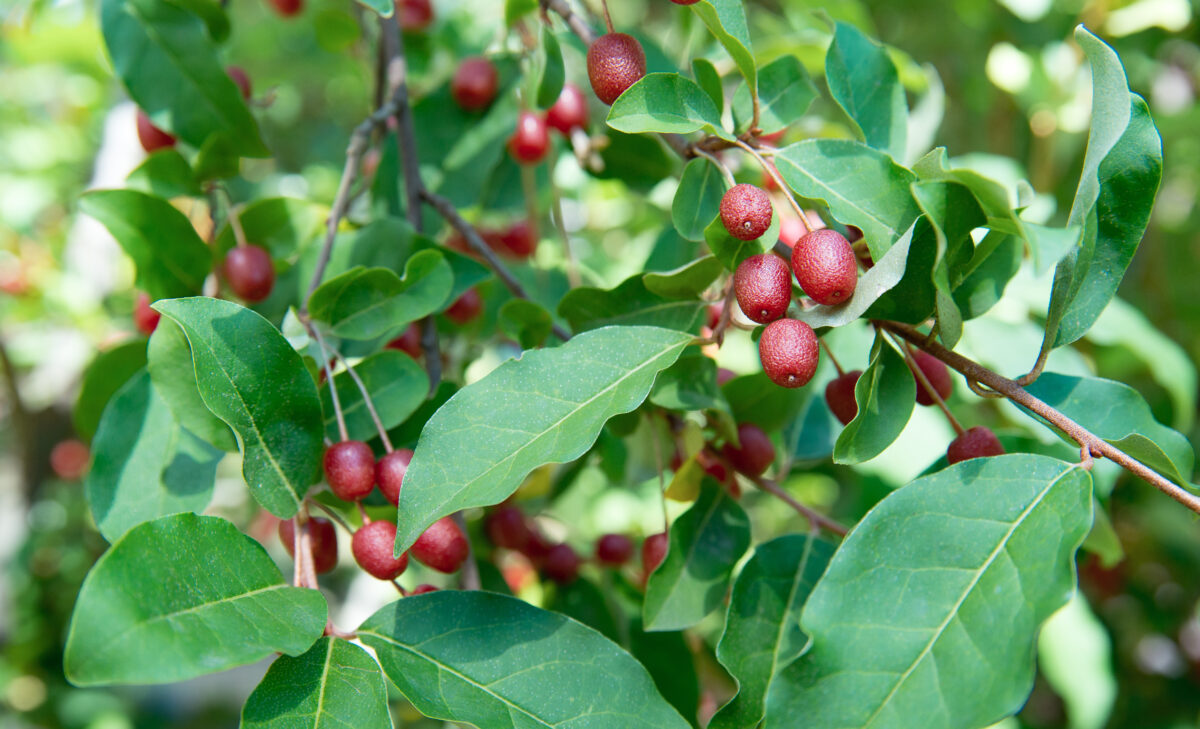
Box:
left=650, top=351, right=726, bottom=413
left=630, top=625, right=701, bottom=728
left=87, top=371, right=221, bottom=541
left=558, top=275, right=708, bottom=334
left=155, top=298, right=324, bottom=518
left=775, top=140, right=922, bottom=260
left=536, top=27, right=565, bottom=109
left=165, top=0, right=230, bottom=42
left=733, top=55, right=817, bottom=135
left=1022, top=373, right=1195, bottom=487
left=393, top=326, right=693, bottom=553
left=358, top=591, right=691, bottom=728
left=125, top=149, right=202, bottom=198
left=65, top=514, right=327, bottom=686
left=644, top=481, right=751, bottom=631
left=825, top=21, right=907, bottom=160
left=833, top=333, right=915, bottom=464
left=100, top=0, right=266, bottom=156
left=321, top=351, right=429, bottom=443
left=79, top=190, right=211, bottom=300
left=672, top=158, right=728, bottom=242
left=308, top=253, right=453, bottom=340
left=608, top=73, right=731, bottom=139
left=710, top=535, right=836, bottom=729
left=644, top=256, right=724, bottom=299
left=214, top=197, right=325, bottom=258
left=498, top=299, right=554, bottom=350
left=241, top=637, right=393, bottom=729
left=74, top=340, right=148, bottom=441
left=148, top=320, right=237, bottom=451
left=765, top=455, right=1093, bottom=729
left=691, top=0, right=755, bottom=95
left=724, top=373, right=810, bottom=433
left=951, top=231, right=1023, bottom=320
left=546, top=577, right=623, bottom=643
left=911, top=181, right=987, bottom=348
left=692, top=58, right=724, bottom=112
left=597, top=130, right=677, bottom=191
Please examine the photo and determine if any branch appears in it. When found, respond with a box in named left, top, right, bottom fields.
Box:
left=541, top=0, right=595, bottom=44
left=750, top=474, right=848, bottom=536
left=879, top=320, right=1200, bottom=515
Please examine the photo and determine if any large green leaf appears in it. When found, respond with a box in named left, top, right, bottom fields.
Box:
left=155, top=298, right=324, bottom=518
left=65, top=514, right=327, bottom=686
left=911, top=181, right=987, bottom=348
left=732, top=55, right=817, bottom=134
left=241, top=637, right=393, bottom=729
left=74, top=340, right=148, bottom=441
left=100, top=0, right=267, bottom=156
left=765, top=455, right=1093, bottom=729
left=79, top=190, right=211, bottom=300
left=672, top=158, right=728, bottom=242
left=358, top=591, right=691, bottom=728
left=825, top=21, right=907, bottom=160
left=86, top=371, right=221, bottom=542
left=321, top=350, right=429, bottom=442
left=710, top=535, right=835, bottom=729
left=558, top=275, right=708, bottom=334
left=691, top=0, right=755, bottom=96
left=148, top=319, right=237, bottom=451
left=308, top=253, right=454, bottom=340
left=650, top=351, right=727, bottom=413
left=393, top=326, right=693, bottom=553
left=608, top=73, right=731, bottom=139
left=630, top=622, right=700, bottom=727
left=723, top=373, right=810, bottom=433
left=125, top=149, right=202, bottom=199
left=833, top=333, right=915, bottom=465
left=644, top=481, right=751, bottom=631
left=643, top=256, right=724, bottom=299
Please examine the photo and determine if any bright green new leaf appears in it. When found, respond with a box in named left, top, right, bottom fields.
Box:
left=321, top=350, right=429, bottom=442
left=833, top=333, right=915, bottom=464
left=558, top=275, right=708, bottom=334
left=825, top=21, right=907, bottom=160
left=1037, top=595, right=1116, bottom=729
left=608, top=73, right=731, bottom=139
left=733, top=55, right=817, bottom=135
left=672, top=158, right=728, bottom=242
left=308, top=253, right=454, bottom=340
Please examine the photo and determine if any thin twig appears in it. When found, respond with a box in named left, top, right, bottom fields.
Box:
left=309, top=499, right=353, bottom=533
left=889, top=334, right=965, bottom=437
left=329, top=350, right=394, bottom=452
left=731, top=138, right=813, bottom=234
left=305, top=319, right=348, bottom=442
left=750, top=475, right=848, bottom=536
left=541, top=0, right=596, bottom=44
left=693, top=148, right=735, bottom=188
left=711, top=278, right=736, bottom=346
left=820, top=339, right=845, bottom=377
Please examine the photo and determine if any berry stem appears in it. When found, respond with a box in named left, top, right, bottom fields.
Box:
left=305, top=319, right=349, bottom=442
left=329, top=349, right=394, bottom=452
left=694, top=148, right=736, bottom=188
left=215, top=185, right=250, bottom=249
left=309, top=499, right=353, bottom=533
left=820, top=339, right=845, bottom=378
left=888, top=333, right=966, bottom=437
left=710, top=278, right=737, bottom=346
left=549, top=159, right=582, bottom=288
left=749, top=474, right=848, bottom=536
left=452, top=511, right=482, bottom=590
left=599, top=0, right=614, bottom=33
left=730, top=138, right=814, bottom=234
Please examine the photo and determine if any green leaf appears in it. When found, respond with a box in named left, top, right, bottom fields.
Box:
left=393, top=326, right=693, bottom=553
left=833, top=333, right=915, bottom=465
left=65, top=514, right=327, bottom=686
left=765, top=455, right=1093, bottom=729
left=498, top=299, right=554, bottom=350
left=644, top=481, right=751, bottom=631
left=354, top=0, right=393, bottom=18
left=558, top=274, right=708, bottom=334
left=733, top=55, right=817, bottom=135
left=951, top=231, right=1023, bottom=321
left=308, top=254, right=453, bottom=340
left=597, top=130, right=677, bottom=192
left=241, top=637, right=393, bottom=729
left=536, top=27, right=565, bottom=109
left=214, top=197, right=325, bottom=259
left=692, top=58, right=724, bottom=112
left=100, top=0, right=267, bottom=156
left=79, top=190, right=211, bottom=300
left=321, top=350, right=429, bottom=443
left=825, top=21, right=907, bottom=160
left=910, top=180, right=988, bottom=348
left=608, top=73, right=731, bottom=139
left=704, top=214, right=772, bottom=272
left=1037, top=595, right=1116, bottom=729
left=148, top=319, right=237, bottom=452
left=86, top=371, right=221, bottom=542
left=775, top=139, right=922, bottom=261
left=1021, top=373, right=1195, bottom=488
left=691, top=0, right=755, bottom=96
left=644, top=255, right=724, bottom=299
left=724, top=372, right=810, bottom=433
left=163, top=0, right=230, bottom=42
left=504, top=0, right=537, bottom=25
left=74, top=340, right=148, bottom=441
left=650, top=351, right=726, bottom=413
left=125, top=149, right=201, bottom=198
left=672, top=158, right=728, bottom=242
left=630, top=622, right=701, bottom=727
left=546, top=577, right=623, bottom=643
left=710, top=535, right=836, bottom=729
left=155, top=298, right=324, bottom=518
left=358, top=591, right=691, bottom=728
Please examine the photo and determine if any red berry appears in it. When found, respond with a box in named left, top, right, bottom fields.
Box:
left=226, top=66, right=252, bottom=100
left=696, top=448, right=730, bottom=485
left=49, top=439, right=89, bottom=480
left=542, top=543, right=580, bottom=584
left=546, top=83, right=589, bottom=134
left=520, top=528, right=554, bottom=565
left=508, top=111, right=550, bottom=165
left=398, top=0, right=433, bottom=30
left=759, top=318, right=819, bottom=389
left=642, top=532, right=668, bottom=574
left=760, top=128, right=787, bottom=145
left=446, top=289, right=482, bottom=325
left=595, top=534, right=635, bottom=566
left=375, top=448, right=413, bottom=506
left=324, top=440, right=376, bottom=501
left=670, top=0, right=700, bottom=4
left=267, top=0, right=302, bottom=16
left=717, top=368, right=737, bottom=385
left=779, top=217, right=806, bottom=248
left=485, top=506, right=531, bottom=550
left=734, top=253, right=792, bottom=324
left=386, top=324, right=422, bottom=360
left=279, top=517, right=339, bottom=574
left=136, top=110, right=176, bottom=153
left=352, top=520, right=409, bottom=580
left=912, top=351, right=953, bottom=406
left=721, top=423, right=776, bottom=477
left=222, top=244, right=275, bottom=303
left=451, top=57, right=499, bottom=112
left=791, top=229, right=858, bottom=306
left=587, top=33, right=646, bottom=105
left=720, top=184, right=773, bottom=241
left=825, top=370, right=863, bottom=426
left=133, top=292, right=160, bottom=335
left=498, top=221, right=537, bottom=259
left=410, top=583, right=439, bottom=595
left=410, top=516, right=469, bottom=573
left=947, top=426, right=1005, bottom=464
left=706, top=304, right=722, bottom=331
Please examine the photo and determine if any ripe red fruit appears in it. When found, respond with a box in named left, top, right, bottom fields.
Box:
left=721, top=423, right=776, bottom=477
left=226, top=66, right=252, bottom=100
left=825, top=370, right=863, bottom=426
left=486, top=506, right=531, bottom=550
left=911, top=351, right=954, bottom=406
left=542, top=544, right=580, bottom=583
left=136, top=110, right=176, bottom=153
left=410, top=516, right=469, bottom=573
left=734, top=253, right=792, bottom=324
left=324, top=440, right=376, bottom=501
left=267, top=0, right=302, bottom=17
left=375, top=448, right=413, bottom=506
left=508, top=112, right=551, bottom=165
left=642, top=532, right=668, bottom=574
left=779, top=217, right=806, bottom=248
left=398, top=0, right=433, bottom=30
left=595, top=534, right=635, bottom=566
left=49, top=439, right=89, bottom=480
left=446, top=288, right=482, bottom=325
left=546, top=84, right=589, bottom=134
left=279, top=517, right=339, bottom=574
left=410, top=583, right=439, bottom=595
left=222, top=244, right=275, bottom=303
left=133, top=292, right=160, bottom=335
left=759, top=318, right=819, bottom=388
left=720, top=184, right=773, bottom=241
left=587, top=33, right=646, bottom=105
left=520, top=528, right=555, bottom=565
left=791, top=229, right=858, bottom=306
left=386, top=324, right=422, bottom=359
left=451, top=57, right=499, bottom=112
left=498, top=221, right=537, bottom=259
left=947, top=426, right=1006, bottom=464
left=352, top=520, right=409, bottom=580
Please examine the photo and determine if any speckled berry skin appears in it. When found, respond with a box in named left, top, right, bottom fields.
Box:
left=947, top=426, right=1005, bottom=464
left=352, top=520, right=409, bottom=580
left=451, top=57, right=498, bottom=112
left=759, top=318, right=819, bottom=388
left=410, top=516, right=469, bottom=573
left=375, top=448, right=413, bottom=505
left=734, top=253, right=792, bottom=324
left=912, top=350, right=953, bottom=406
left=542, top=544, right=580, bottom=584
left=721, top=423, right=776, bottom=477
left=587, top=33, right=646, bottom=105
left=791, top=229, right=858, bottom=305
left=720, top=184, right=773, bottom=241
left=595, top=534, right=635, bottom=566
left=825, top=370, right=863, bottom=426
left=222, top=244, right=275, bottom=303
left=279, top=517, right=339, bottom=574
left=642, top=532, right=668, bottom=574
left=324, top=440, right=376, bottom=501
